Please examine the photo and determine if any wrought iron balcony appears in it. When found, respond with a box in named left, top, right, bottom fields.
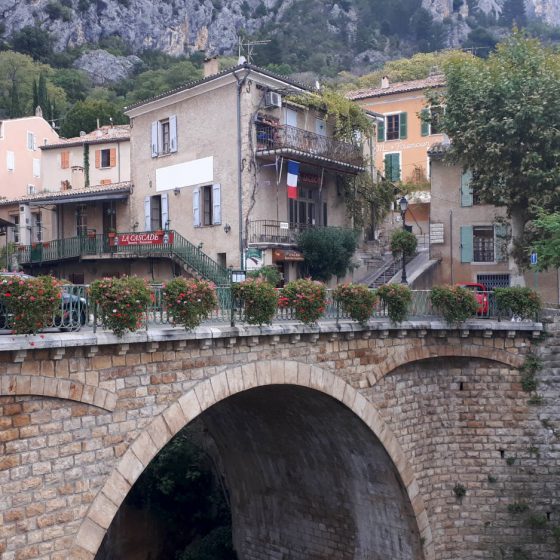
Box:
left=255, top=123, right=365, bottom=169
left=247, top=220, right=352, bottom=247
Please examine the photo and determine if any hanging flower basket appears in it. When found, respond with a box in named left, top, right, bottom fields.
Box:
left=107, top=232, right=116, bottom=239
left=155, top=229, right=164, bottom=236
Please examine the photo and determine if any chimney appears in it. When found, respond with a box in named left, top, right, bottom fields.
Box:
left=203, top=56, right=219, bottom=78
left=381, top=76, right=390, bottom=89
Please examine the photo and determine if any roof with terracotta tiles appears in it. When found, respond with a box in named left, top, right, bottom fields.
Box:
left=41, top=125, right=130, bottom=150
left=346, top=74, right=446, bottom=101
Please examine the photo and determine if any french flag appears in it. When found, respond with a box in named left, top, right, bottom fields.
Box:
left=287, top=160, right=300, bottom=200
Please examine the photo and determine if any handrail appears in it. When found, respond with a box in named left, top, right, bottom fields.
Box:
left=12, top=230, right=232, bottom=286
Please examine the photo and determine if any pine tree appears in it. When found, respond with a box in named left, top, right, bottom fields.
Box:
left=501, top=0, right=526, bottom=27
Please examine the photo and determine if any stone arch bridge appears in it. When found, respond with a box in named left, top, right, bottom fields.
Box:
left=1, top=319, right=559, bottom=560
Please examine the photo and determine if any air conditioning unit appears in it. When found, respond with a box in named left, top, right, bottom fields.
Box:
left=265, top=91, right=282, bottom=108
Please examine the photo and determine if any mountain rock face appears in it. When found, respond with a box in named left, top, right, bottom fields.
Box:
left=73, top=50, right=143, bottom=84
left=0, top=0, right=558, bottom=58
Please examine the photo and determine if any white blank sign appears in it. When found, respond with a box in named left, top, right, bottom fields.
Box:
left=156, top=156, right=213, bottom=192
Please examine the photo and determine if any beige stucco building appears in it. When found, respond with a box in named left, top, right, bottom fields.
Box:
left=428, top=144, right=559, bottom=303
left=0, top=115, right=59, bottom=199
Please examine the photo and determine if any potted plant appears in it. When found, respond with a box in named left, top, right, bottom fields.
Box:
left=333, top=283, right=377, bottom=324
left=377, top=284, right=412, bottom=323
left=281, top=278, right=327, bottom=325
left=107, top=228, right=116, bottom=239
left=89, top=276, right=151, bottom=336
left=155, top=228, right=164, bottom=236
left=494, top=287, right=541, bottom=321
left=163, top=277, right=217, bottom=330
left=87, top=229, right=97, bottom=239
left=431, top=285, right=479, bottom=324
left=233, top=277, right=278, bottom=325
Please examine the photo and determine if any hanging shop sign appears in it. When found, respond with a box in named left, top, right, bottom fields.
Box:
left=273, top=249, right=305, bottom=262
left=300, top=172, right=320, bottom=185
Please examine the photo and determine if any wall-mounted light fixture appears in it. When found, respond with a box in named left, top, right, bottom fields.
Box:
left=223, top=223, right=231, bottom=234
left=174, top=187, right=181, bottom=196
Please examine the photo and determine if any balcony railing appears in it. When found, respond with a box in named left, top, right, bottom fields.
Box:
left=255, top=123, right=364, bottom=168
left=247, top=220, right=351, bottom=246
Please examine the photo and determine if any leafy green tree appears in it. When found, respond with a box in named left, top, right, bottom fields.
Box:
left=501, top=0, right=527, bottom=28
left=530, top=212, right=560, bottom=271
left=431, top=34, right=560, bottom=284
left=298, top=227, right=358, bottom=281
left=51, top=68, right=91, bottom=103
left=11, top=26, right=54, bottom=62
left=61, top=99, right=127, bottom=137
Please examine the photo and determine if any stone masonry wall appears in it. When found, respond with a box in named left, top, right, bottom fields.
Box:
left=0, top=321, right=552, bottom=560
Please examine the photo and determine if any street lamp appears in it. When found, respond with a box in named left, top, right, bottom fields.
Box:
left=399, top=196, right=408, bottom=284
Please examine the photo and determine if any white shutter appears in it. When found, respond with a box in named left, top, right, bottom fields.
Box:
left=6, top=151, right=14, bottom=171
left=169, top=115, right=177, bottom=153
left=144, top=196, right=151, bottom=231
left=212, top=183, right=221, bottom=225
left=32, top=134, right=37, bottom=151
left=33, top=158, right=40, bottom=178
left=161, top=192, right=169, bottom=229
left=151, top=122, right=158, bottom=157
left=193, top=189, right=200, bottom=227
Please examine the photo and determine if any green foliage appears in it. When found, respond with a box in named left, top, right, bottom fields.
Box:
left=377, top=284, right=412, bottom=323
left=390, top=229, right=417, bottom=258
left=519, top=352, right=542, bottom=393
left=10, top=26, right=54, bottom=62
left=281, top=278, right=327, bottom=325
left=430, top=285, right=479, bottom=324
left=494, top=287, right=541, bottom=320
left=45, top=1, right=73, bottom=21
left=297, top=227, right=358, bottom=281
left=89, top=276, right=151, bottom=336
left=333, top=283, right=377, bottom=324
left=233, top=278, right=278, bottom=325
left=0, top=275, right=61, bottom=334
left=246, top=265, right=281, bottom=287
left=506, top=456, right=517, bottom=466
left=531, top=211, right=560, bottom=271
left=508, top=502, right=529, bottom=513
left=60, top=99, right=127, bottom=137
left=163, top=278, right=217, bottom=330
left=453, top=483, right=467, bottom=499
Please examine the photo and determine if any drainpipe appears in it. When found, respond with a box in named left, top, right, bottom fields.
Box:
left=233, top=65, right=251, bottom=269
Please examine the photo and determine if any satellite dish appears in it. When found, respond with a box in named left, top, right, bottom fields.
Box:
left=238, top=55, right=247, bottom=65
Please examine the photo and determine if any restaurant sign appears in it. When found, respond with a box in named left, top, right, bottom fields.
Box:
left=116, top=232, right=174, bottom=246
left=273, top=249, right=305, bottom=262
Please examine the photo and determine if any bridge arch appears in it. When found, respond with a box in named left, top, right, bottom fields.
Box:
left=73, top=360, right=434, bottom=559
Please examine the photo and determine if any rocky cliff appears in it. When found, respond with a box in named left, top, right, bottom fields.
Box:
left=1, top=0, right=558, bottom=59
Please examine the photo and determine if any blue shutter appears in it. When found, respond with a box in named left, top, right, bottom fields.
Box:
left=460, top=226, right=473, bottom=263
left=169, top=115, right=177, bottom=153
left=384, top=154, right=392, bottom=181
left=384, top=154, right=400, bottom=182
left=420, top=109, right=429, bottom=137
left=399, top=112, right=407, bottom=139
left=377, top=118, right=385, bottom=142
left=495, top=224, right=508, bottom=262
left=460, top=170, right=473, bottom=207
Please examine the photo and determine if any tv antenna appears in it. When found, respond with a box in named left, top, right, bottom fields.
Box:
left=238, top=36, right=271, bottom=64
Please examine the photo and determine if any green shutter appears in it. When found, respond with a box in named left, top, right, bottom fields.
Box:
left=384, top=154, right=392, bottom=180
left=420, top=109, right=429, bottom=137
left=460, top=226, right=473, bottom=263
left=495, top=223, right=508, bottom=262
left=399, top=112, right=407, bottom=139
left=377, top=118, right=385, bottom=142
left=460, top=170, right=473, bottom=207
left=384, top=153, right=400, bottom=182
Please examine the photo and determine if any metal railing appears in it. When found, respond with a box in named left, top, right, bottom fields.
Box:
left=255, top=123, right=364, bottom=167
left=247, top=220, right=351, bottom=246
left=12, top=231, right=232, bottom=286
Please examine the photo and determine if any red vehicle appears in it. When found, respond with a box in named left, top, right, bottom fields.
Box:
left=456, top=282, right=490, bottom=315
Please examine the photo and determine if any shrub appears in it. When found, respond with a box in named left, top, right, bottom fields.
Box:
left=390, top=229, right=417, bottom=257
left=164, top=278, right=217, bottom=330
left=0, top=275, right=61, bottom=334
left=233, top=278, right=278, bottom=325
left=376, top=284, right=412, bottom=323
left=333, top=283, right=377, bottom=324
left=494, top=287, right=541, bottom=320
left=246, top=265, right=281, bottom=287
left=90, top=276, right=151, bottom=336
left=281, top=278, right=327, bottom=325
left=431, top=285, right=478, bottom=323
left=519, top=353, right=542, bottom=393
left=453, top=483, right=467, bottom=499
left=297, top=227, right=358, bottom=281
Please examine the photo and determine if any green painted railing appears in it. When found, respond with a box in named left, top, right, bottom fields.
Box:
left=13, top=231, right=231, bottom=286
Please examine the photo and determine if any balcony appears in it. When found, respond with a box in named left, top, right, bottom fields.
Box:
left=255, top=123, right=365, bottom=172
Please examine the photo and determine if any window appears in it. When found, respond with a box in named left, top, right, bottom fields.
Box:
left=61, top=151, right=70, bottom=169
left=76, top=205, right=88, bottom=237
left=6, top=151, right=14, bottom=171
left=460, top=170, right=481, bottom=207
left=144, top=193, right=169, bottom=231
left=27, top=184, right=36, bottom=195
left=421, top=106, right=444, bottom=136
left=33, top=213, right=42, bottom=242
left=151, top=115, right=177, bottom=157
left=315, top=118, right=326, bottom=136
left=193, top=185, right=221, bottom=227
left=286, top=108, right=298, bottom=128
left=11, top=215, right=19, bottom=244
left=384, top=153, right=401, bottom=182
left=477, top=274, right=510, bottom=290
left=27, top=132, right=36, bottom=151
left=378, top=112, right=407, bottom=142
left=150, top=195, right=162, bottom=230
left=33, top=158, right=40, bottom=178
left=460, top=224, right=507, bottom=263
left=289, top=188, right=317, bottom=226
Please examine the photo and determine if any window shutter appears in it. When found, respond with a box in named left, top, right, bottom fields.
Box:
left=161, top=192, right=169, bottom=230
left=399, top=112, right=407, bottom=139
left=377, top=118, right=385, bottom=142
left=392, top=153, right=400, bottom=181
left=33, top=158, right=40, bottom=178
left=421, top=109, right=430, bottom=137
left=7, top=151, right=14, bottom=171
left=95, top=149, right=101, bottom=169
left=212, top=183, right=221, bottom=225
left=169, top=115, right=177, bottom=153
left=384, top=154, right=392, bottom=180
left=109, top=148, right=116, bottom=167
left=144, top=196, right=151, bottom=231
left=32, top=135, right=37, bottom=151
left=460, top=226, right=473, bottom=263
left=151, top=121, right=158, bottom=157
left=495, top=224, right=508, bottom=262
left=193, top=189, right=200, bottom=227
left=460, top=170, right=473, bottom=207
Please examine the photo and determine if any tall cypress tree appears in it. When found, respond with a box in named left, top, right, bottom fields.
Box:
left=501, top=0, right=526, bottom=27
left=37, top=73, right=49, bottom=114
left=32, top=79, right=39, bottom=112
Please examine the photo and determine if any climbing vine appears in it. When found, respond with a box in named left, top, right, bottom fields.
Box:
left=83, top=144, right=90, bottom=188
